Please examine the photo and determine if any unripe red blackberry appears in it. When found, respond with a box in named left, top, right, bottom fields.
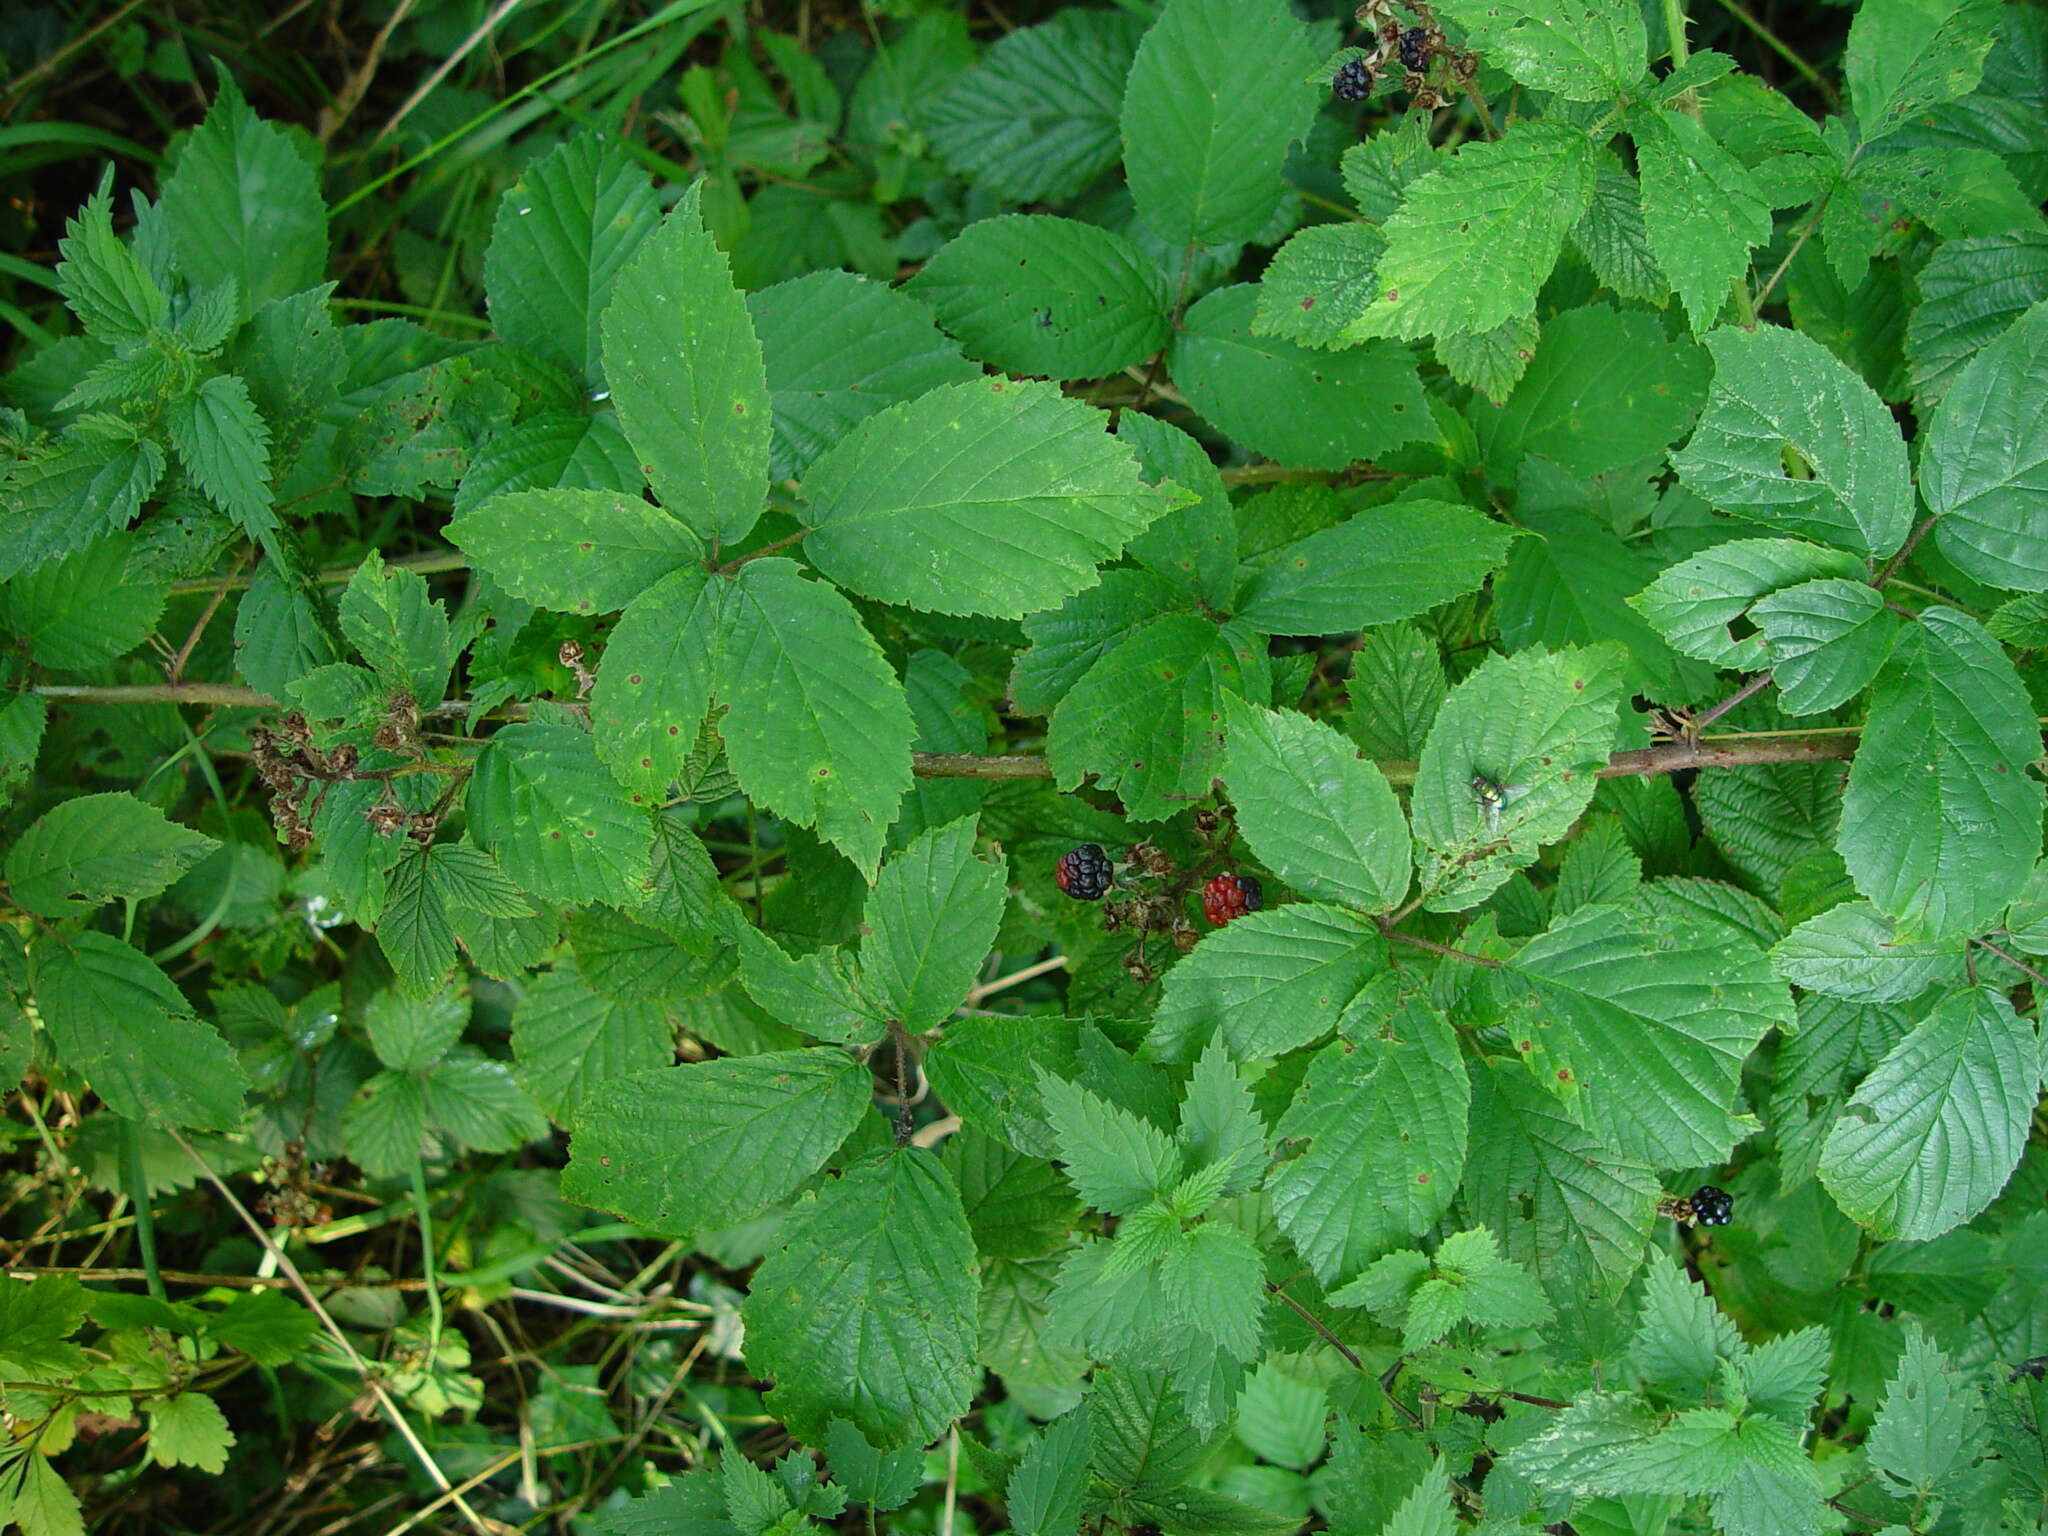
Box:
left=1202, top=873, right=1263, bottom=926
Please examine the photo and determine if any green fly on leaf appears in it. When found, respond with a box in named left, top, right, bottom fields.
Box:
left=1471, top=772, right=1526, bottom=833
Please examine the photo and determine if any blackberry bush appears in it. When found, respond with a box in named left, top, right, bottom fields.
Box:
left=2, top=0, right=2043, bottom=1530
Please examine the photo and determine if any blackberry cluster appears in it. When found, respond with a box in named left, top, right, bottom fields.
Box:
left=1056, top=843, right=1114, bottom=901
left=1397, top=25, right=1431, bottom=71
left=1691, top=1185, right=1734, bottom=1227
left=1331, top=57, right=1375, bottom=100
left=1202, top=873, right=1264, bottom=926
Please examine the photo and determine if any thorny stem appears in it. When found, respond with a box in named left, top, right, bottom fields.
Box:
left=1380, top=924, right=1503, bottom=969
left=1691, top=669, right=1774, bottom=733
left=714, top=527, right=811, bottom=574
left=1751, top=187, right=1832, bottom=311
left=168, top=547, right=465, bottom=597
left=19, top=685, right=1917, bottom=782
left=1129, top=240, right=1201, bottom=415
left=1374, top=1356, right=1428, bottom=1427
left=167, top=555, right=247, bottom=683
left=1266, top=1282, right=1369, bottom=1372
left=1458, top=75, right=1500, bottom=139
left=1873, top=514, right=1940, bottom=589
left=888, top=1021, right=917, bottom=1147
left=1661, top=0, right=1702, bottom=118
left=1971, top=936, right=2048, bottom=992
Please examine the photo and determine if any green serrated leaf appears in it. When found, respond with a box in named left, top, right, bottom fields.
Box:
left=167, top=373, right=275, bottom=544
left=748, top=270, right=979, bottom=482
left=1267, top=999, right=1467, bottom=1284
left=3, top=531, right=169, bottom=677
left=0, top=431, right=167, bottom=585
left=1750, top=577, right=1899, bottom=714
left=1007, top=1403, right=1092, bottom=1536
left=1252, top=223, right=1387, bottom=351
left=468, top=722, right=653, bottom=907
left=1478, top=304, right=1709, bottom=478
left=510, top=963, right=673, bottom=1119
left=1572, top=156, right=1668, bottom=302
left=1770, top=900, right=1965, bottom=1002
left=1846, top=0, right=2004, bottom=144
left=927, top=10, right=1145, bottom=204
left=6, top=792, right=217, bottom=918
left=146, top=1391, right=234, bottom=1473
left=736, top=927, right=885, bottom=1046
left=715, top=559, right=914, bottom=878
left=1633, top=1251, right=1744, bottom=1400
left=861, top=817, right=1007, bottom=1032
left=1671, top=324, right=1913, bottom=557
left=589, top=567, right=722, bottom=799
left=923, top=1016, right=1082, bottom=1159
left=1838, top=606, right=2042, bottom=939
left=337, top=548, right=452, bottom=707
left=56, top=170, right=166, bottom=342
left=909, top=215, right=1170, bottom=381
left=601, top=180, right=770, bottom=545
left=804, top=378, right=1165, bottom=620
left=1866, top=1324, right=1987, bottom=1497
left=1011, top=569, right=1187, bottom=718
left=1463, top=1057, right=1660, bottom=1304
left=1632, top=537, right=1869, bottom=671
left=28, top=933, right=247, bottom=1130
left=1222, top=697, right=1410, bottom=913
left=1923, top=298, right=2048, bottom=591
left=562, top=1047, right=871, bottom=1233
left=160, top=76, right=326, bottom=316
left=484, top=134, right=662, bottom=385
left=447, top=487, right=703, bottom=616
left=1904, top=231, right=2048, bottom=408
left=1354, top=120, right=1596, bottom=341
left=1340, top=624, right=1446, bottom=761
left=1434, top=313, right=1540, bottom=405
left=1047, top=611, right=1260, bottom=823
left=1819, top=986, right=2035, bottom=1240
left=1120, top=0, right=1322, bottom=248
left=1040, top=1070, right=1182, bottom=1215
left=1146, top=904, right=1385, bottom=1063
left=1117, top=413, right=1238, bottom=610
left=1633, top=109, right=1772, bottom=334
left=1171, top=284, right=1434, bottom=469
left=1410, top=644, right=1626, bottom=911
left=1435, top=0, right=1645, bottom=100
left=453, top=412, right=640, bottom=516
left=1507, top=902, right=1791, bottom=1165
left=1235, top=500, right=1511, bottom=638
left=362, top=985, right=466, bottom=1072
left=744, top=1149, right=980, bottom=1449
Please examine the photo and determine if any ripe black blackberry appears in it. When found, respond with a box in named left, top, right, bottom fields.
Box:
left=1056, top=843, right=1113, bottom=901
left=1331, top=57, right=1374, bottom=100
left=1398, top=26, right=1431, bottom=72
left=1691, top=1185, right=1734, bottom=1227
left=1202, top=873, right=1264, bottom=926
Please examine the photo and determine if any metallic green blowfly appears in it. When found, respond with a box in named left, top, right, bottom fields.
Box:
left=1470, top=772, right=1523, bottom=832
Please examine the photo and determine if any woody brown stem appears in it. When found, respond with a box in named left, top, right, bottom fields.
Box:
left=12, top=692, right=1904, bottom=784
